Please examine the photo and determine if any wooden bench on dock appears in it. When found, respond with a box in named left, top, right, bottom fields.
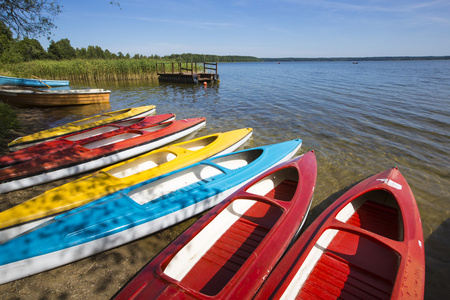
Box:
left=156, top=62, right=219, bottom=84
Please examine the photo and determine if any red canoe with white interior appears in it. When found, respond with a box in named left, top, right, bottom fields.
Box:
left=0, top=114, right=175, bottom=167
left=0, top=117, right=206, bottom=193
left=114, top=150, right=317, bottom=300
left=254, top=166, right=425, bottom=300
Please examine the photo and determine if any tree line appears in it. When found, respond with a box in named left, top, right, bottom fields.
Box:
left=0, top=22, right=260, bottom=64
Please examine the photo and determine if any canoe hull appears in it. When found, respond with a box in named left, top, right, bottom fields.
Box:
left=0, top=128, right=253, bottom=241
left=0, top=118, right=206, bottom=193
left=254, top=167, right=425, bottom=300
left=0, top=140, right=302, bottom=285
left=114, top=151, right=317, bottom=299
left=0, top=76, right=69, bottom=87
left=8, top=105, right=156, bottom=151
left=1, top=114, right=176, bottom=166
left=0, top=88, right=110, bottom=107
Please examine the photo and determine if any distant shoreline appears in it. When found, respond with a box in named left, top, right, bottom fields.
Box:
left=260, top=56, right=450, bottom=62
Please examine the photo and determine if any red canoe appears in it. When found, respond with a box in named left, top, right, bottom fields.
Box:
left=0, top=117, right=206, bottom=193
left=254, top=166, right=425, bottom=300
left=0, top=114, right=175, bottom=167
left=114, top=150, right=317, bottom=300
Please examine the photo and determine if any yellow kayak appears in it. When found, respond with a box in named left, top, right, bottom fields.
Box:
left=0, top=128, right=253, bottom=240
left=7, top=105, right=156, bottom=151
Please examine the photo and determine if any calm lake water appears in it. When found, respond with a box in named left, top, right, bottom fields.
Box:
left=7, top=61, right=450, bottom=298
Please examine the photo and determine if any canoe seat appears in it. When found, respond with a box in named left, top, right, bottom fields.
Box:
left=264, top=179, right=297, bottom=202
left=346, top=200, right=400, bottom=241
left=298, top=250, right=395, bottom=300
left=179, top=201, right=282, bottom=296
left=298, top=201, right=400, bottom=299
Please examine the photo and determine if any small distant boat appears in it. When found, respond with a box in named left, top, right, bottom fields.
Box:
left=0, top=75, right=69, bottom=87
left=0, top=117, right=206, bottom=193
left=353, top=61, right=359, bottom=64
left=254, top=167, right=425, bottom=300
left=114, top=151, right=317, bottom=300
left=0, top=128, right=253, bottom=242
left=0, top=139, right=302, bottom=285
left=0, top=114, right=176, bottom=167
left=7, top=105, right=156, bottom=151
left=0, top=88, right=111, bottom=107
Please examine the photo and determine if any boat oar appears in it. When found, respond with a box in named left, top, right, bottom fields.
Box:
left=32, top=75, right=51, bottom=89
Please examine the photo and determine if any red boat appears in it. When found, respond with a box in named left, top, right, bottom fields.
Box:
left=114, top=151, right=317, bottom=300
left=0, top=117, right=206, bottom=193
left=254, top=167, right=425, bottom=300
left=0, top=114, right=175, bottom=167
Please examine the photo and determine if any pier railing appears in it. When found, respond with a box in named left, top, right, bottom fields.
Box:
left=156, top=62, right=217, bottom=75
left=156, top=62, right=219, bottom=83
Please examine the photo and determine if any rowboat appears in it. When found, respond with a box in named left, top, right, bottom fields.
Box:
left=0, top=75, right=69, bottom=87
left=0, top=117, right=206, bottom=193
left=254, top=167, right=425, bottom=300
left=0, top=128, right=253, bottom=243
left=0, top=114, right=176, bottom=167
left=0, top=88, right=111, bottom=107
left=114, top=151, right=317, bottom=300
left=8, top=105, right=156, bottom=151
left=0, top=139, right=302, bottom=285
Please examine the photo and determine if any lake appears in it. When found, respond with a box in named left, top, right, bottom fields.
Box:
left=2, top=60, right=449, bottom=298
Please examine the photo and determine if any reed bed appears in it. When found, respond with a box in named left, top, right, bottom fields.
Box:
left=1, top=59, right=179, bottom=82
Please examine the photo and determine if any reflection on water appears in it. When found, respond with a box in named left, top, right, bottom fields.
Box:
left=6, top=61, right=450, bottom=297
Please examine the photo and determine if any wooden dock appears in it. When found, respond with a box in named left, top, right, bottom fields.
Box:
left=156, top=62, right=219, bottom=84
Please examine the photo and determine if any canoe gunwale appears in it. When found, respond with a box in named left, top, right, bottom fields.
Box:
left=0, top=140, right=303, bottom=286
left=7, top=106, right=156, bottom=151
left=0, top=128, right=253, bottom=239
left=130, top=151, right=316, bottom=299
left=253, top=166, right=425, bottom=300
left=0, top=118, right=206, bottom=193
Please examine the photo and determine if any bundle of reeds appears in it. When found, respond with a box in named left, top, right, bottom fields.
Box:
left=1, top=59, right=168, bottom=82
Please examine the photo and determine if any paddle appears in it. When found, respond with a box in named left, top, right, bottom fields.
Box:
left=32, top=75, right=51, bottom=89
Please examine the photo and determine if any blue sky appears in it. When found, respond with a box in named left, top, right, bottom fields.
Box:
left=38, top=0, right=450, bottom=58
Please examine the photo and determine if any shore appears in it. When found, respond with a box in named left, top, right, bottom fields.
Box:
left=0, top=107, right=198, bottom=299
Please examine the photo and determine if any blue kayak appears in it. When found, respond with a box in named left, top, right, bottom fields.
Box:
left=0, top=75, right=69, bottom=87
left=0, top=139, right=302, bottom=285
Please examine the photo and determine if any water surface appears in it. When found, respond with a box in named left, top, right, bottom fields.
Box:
left=15, top=60, right=450, bottom=298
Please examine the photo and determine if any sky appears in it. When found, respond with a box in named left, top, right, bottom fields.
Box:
left=37, top=0, right=450, bottom=58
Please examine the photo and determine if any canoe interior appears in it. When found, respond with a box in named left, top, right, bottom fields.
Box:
left=81, top=132, right=142, bottom=149
left=127, top=149, right=263, bottom=205
left=64, top=118, right=145, bottom=142
left=141, top=122, right=171, bottom=133
left=107, top=136, right=217, bottom=179
left=294, top=190, right=403, bottom=300
left=160, top=167, right=300, bottom=296
left=79, top=117, right=174, bottom=149
left=64, top=125, right=119, bottom=141
left=108, top=151, right=176, bottom=179
left=180, top=135, right=217, bottom=151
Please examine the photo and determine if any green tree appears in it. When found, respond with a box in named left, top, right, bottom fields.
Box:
left=86, top=45, right=105, bottom=59
left=16, top=37, right=46, bottom=60
left=0, top=21, right=13, bottom=57
left=104, top=49, right=113, bottom=59
left=75, top=47, right=87, bottom=58
left=0, top=0, right=62, bottom=38
left=48, top=38, right=76, bottom=60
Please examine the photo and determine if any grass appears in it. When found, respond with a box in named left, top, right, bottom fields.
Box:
left=0, top=59, right=209, bottom=82
left=0, top=59, right=173, bottom=82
